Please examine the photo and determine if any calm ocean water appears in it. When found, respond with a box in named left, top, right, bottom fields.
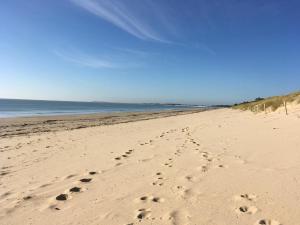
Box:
left=0, top=99, right=201, bottom=118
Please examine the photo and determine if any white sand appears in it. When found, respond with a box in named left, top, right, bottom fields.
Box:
left=1, top=107, right=300, bottom=225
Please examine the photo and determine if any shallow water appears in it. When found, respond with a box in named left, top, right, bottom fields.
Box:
left=0, top=99, right=202, bottom=118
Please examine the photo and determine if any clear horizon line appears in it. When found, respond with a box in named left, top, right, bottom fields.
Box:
left=0, top=97, right=211, bottom=106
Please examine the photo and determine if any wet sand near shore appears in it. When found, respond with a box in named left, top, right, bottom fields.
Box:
left=0, top=108, right=208, bottom=138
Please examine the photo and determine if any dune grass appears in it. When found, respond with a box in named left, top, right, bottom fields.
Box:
left=232, top=91, right=300, bottom=113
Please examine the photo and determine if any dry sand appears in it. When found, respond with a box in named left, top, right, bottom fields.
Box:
left=1, top=107, right=300, bottom=225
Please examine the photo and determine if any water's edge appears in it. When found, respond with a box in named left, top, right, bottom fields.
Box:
left=0, top=99, right=204, bottom=118
left=0, top=108, right=215, bottom=137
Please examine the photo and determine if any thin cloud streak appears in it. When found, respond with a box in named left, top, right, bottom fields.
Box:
left=69, top=0, right=215, bottom=54
left=70, top=0, right=171, bottom=43
left=194, top=43, right=216, bottom=56
left=53, top=49, right=116, bottom=68
left=113, top=47, right=154, bottom=57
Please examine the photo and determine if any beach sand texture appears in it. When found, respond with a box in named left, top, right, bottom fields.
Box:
left=1, top=107, right=300, bottom=225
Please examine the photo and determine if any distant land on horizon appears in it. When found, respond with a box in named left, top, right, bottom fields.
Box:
left=0, top=98, right=208, bottom=107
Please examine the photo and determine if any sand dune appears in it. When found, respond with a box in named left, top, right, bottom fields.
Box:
left=1, top=108, right=300, bottom=225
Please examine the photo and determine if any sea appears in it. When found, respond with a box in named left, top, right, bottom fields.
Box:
left=0, top=99, right=203, bottom=118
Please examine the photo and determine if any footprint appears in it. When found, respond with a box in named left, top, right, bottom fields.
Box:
left=255, top=219, right=282, bottom=225
left=49, top=204, right=61, bottom=211
left=216, top=164, right=228, bottom=169
left=56, top=194, right=68, bottom=201
left=69, top=187, right=81, bottom=193
left=201, top=153, right=208, bottom=158
left=40, top=183, right=52, bottom=188
left=0, top=171, right=10, bottom=176
left=164, top=162, right=173, bottom=168
left=140, top=196, right=148, bottom=201
left=80, top=178, right=92, bottom=183
left=138, top=196, right=164, bottom=203
left=185, top=175, right=197, bottom=182
left=235, top=193, right=257, bottom=201
left=152, top=197, right=164, bottom=203
left=23, top=196, right=33, bottom=200
left=236, top=205, right=258, bottom=214
left=198, top=165, right=208, bottom=172
left=89, top=171, right=97, bottom=175
left=176, top=185, right=184, bottom=190
left=136, top=209, right=151, bottom=220
left=152, top=181, right=164, bottom=186
left=153, top=172, right=165, bottom=185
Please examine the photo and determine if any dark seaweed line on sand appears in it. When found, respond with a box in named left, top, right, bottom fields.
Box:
left=0, top=109, right=211, bottom=138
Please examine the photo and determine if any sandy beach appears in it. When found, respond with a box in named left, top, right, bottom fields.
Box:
left=2, top=0, right=299, bottom=224
left=1, top=107, right=300, bottom=225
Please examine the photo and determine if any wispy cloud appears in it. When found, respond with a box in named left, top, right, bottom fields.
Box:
left=53, top=49, right=117, bottom=69
left=70, top=0, right=172, bottom=43
left=194, top=42, right=216, bottom=56
left=113, top=47, right=155, bottom=57
left=53, top=48, right=144, bottom=69
left=69, top=0, right=216, bottom=55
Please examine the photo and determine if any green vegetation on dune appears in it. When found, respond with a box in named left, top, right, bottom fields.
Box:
left=232, top=91, right=300, bottom=112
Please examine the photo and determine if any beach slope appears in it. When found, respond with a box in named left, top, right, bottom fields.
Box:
left=1, top=108, right=300, bottom=225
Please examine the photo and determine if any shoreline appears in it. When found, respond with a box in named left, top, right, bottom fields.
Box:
left=0, top=106, right=205, bottom=119
left=0, top=108, right=213, bottom=138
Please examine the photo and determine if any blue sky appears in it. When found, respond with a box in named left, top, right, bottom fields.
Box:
left=0, top=0, right=300, bottom=104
